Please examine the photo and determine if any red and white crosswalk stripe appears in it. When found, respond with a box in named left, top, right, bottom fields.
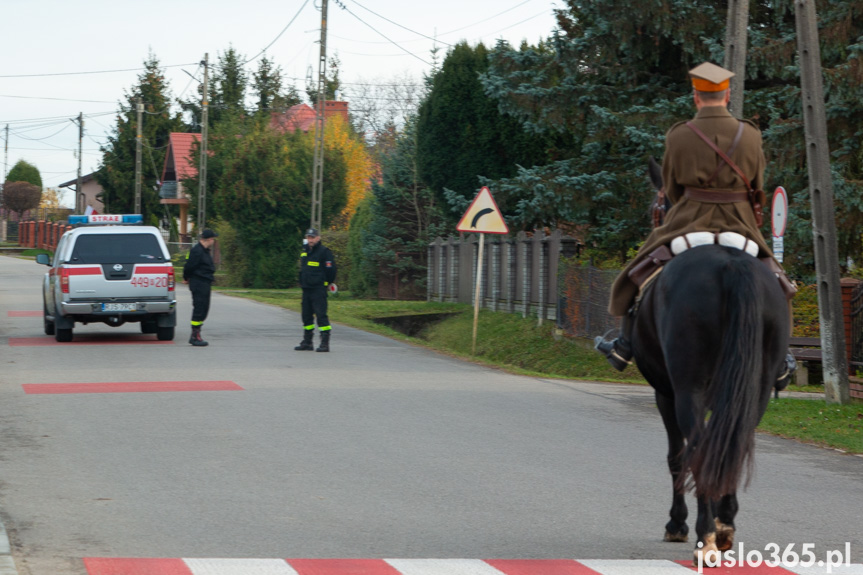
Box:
left=81, top=558, right=863, bottom=575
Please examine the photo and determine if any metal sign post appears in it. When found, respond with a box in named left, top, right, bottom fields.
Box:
left=472, top=233, right=485, bottom=355
left=456, top=187, right=509, bottom=355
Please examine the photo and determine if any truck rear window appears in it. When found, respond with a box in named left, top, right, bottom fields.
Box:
left=70, top=234, right=166, bottom=264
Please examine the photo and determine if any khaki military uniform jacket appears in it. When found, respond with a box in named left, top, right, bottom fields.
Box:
left=608, top=105, right=774, bottom=316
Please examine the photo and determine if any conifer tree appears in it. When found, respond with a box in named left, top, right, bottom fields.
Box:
left=251, top=55, right=302, bottom=118
left=483, top=0, right=863, bottom=276
left=210, top=46, right=249, bottom=125
left=361, top=118, right=446, bottom=296
left=96, top=53, right=184, bottom=221
left=416, top=42, right=551, bottom=225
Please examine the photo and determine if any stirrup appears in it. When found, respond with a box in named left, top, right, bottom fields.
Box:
left=775, top=353, right=797, bottom=389
left=594, top=335, right=632, bottom=371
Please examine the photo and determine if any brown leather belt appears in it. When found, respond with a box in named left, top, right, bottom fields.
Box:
left=684, top=187, right=749, bottom=203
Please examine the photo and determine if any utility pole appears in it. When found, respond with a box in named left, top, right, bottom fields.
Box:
left=724, top=0, right=749, bottom=118
left=310, top=0, right=328, bottom=231
left=135, top=98, right=143, bottom=215
left=2, top=124, right=8, bottom=181
left=2, top=124, right=7, bottom=241
left=75, top=113, right=83, bottom=214
left=795, top=0, right=849, bottom=404
left=198, top=53, right=209, bottom=233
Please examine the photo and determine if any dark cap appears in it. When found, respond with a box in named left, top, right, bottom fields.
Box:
left=201, top=229, right=218, bottom=239
left=305, top=228, right=320, bottom=237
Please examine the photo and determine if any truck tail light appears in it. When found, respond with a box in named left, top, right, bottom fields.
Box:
left=167, top=267, right=175, bottom=291
left=60, top=268, right=70, bottom=294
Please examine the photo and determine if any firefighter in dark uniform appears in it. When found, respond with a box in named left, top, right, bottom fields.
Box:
left=294, top=228, right=337, bottom=352
left=595, top=62, right=796, bottom=382
left=183, top=229, right=218, bottom=347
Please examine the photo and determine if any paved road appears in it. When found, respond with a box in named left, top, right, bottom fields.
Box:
left=0, top=254, right=860, bottom=574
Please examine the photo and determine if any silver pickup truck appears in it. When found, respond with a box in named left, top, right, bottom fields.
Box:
left=36, top=216, right=177, bottom=342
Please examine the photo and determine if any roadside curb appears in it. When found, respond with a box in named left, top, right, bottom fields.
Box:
left=0, top=519, right=20, bottom=575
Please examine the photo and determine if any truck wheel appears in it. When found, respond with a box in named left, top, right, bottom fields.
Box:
left=156, top=326, right=174, bottom=341
left=43, top=304, right=55, bottom=336
left=55, top=327, right=73, bottom=342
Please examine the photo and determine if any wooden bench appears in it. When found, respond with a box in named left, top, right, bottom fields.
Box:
left=789, top=337, right=822, bottom=387
left=789, top=336, right=862, bottom=387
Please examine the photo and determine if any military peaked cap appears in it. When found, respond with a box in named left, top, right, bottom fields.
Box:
left=689, top=62, right=734, bottom=92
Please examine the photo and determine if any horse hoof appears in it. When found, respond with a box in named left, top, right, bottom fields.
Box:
left=714, top=520, right=735, bottom=551
left=664, top=531, right=689, bottom=543
left=693, top=534, right=721, bottom=568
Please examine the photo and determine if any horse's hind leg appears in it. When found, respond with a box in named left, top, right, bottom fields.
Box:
left=656, top=392, right=688, bottom=542
left=694, top=495, right=721, bottom=567
left=713, top=494, right=738, bottom=551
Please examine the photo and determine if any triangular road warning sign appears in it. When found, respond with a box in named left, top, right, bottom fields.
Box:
left=456, top=186, right=509, bottom=234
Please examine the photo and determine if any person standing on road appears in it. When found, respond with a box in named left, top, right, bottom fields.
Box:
left=183, top=229, right=218, bottom=347
left=294, top=228, right=336, bottom=352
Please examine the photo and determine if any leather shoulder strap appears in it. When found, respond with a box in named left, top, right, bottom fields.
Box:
left=685, top=121, right=753, bottom=191
left=705, top=121, right=745, bottom=185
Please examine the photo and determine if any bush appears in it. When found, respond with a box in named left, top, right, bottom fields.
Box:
left=212, top=219, right=250, bottom=288
left=792, top=284, right=820, bottom=337
left=324, top=229, right=350, bottom=291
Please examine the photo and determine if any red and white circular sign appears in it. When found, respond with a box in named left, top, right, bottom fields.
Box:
left=771, top=186, right=788, bottom=238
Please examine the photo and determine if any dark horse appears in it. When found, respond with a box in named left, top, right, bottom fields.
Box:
left=634, top=160, right=789, bottom=566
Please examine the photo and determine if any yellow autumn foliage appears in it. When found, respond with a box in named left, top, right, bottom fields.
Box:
left=323, top=115, right=373, bottom=230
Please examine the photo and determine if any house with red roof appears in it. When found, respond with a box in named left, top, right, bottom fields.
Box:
left=160, top=132, right=201, bottom=239
left=270, top=101, right=348, bottom=134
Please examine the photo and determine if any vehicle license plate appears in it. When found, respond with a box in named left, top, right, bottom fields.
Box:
left=102, top=303, right=136, bottom=312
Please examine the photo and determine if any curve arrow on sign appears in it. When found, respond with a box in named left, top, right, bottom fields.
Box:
left=470, top=208, right=494, bottom=229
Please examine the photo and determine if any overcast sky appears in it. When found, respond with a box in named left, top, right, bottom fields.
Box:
left=1, top=0, right=561, bottom=206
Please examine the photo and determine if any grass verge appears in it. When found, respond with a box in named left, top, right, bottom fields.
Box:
left=761, top=399, right=863, bottom=453
left=219, top=288, right=863, bottom=454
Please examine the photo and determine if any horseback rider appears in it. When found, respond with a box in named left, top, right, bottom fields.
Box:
left=595, top=62, right=797, bottom=383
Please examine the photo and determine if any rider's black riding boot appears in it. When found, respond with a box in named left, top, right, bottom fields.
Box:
left=774, top=301, right=798, bottom=391
left=594, top=313, right=633, bottom=372
left=775, top=352, right=798, bottom=391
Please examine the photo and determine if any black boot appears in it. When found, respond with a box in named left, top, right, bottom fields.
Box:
left=594, top=315, right=633, bottom=371
left=294, top=330, right=314, bottom=351
left=775, top=352, right=798, bottom=391
left=316, top=330, right=330, bottom=352
left=189, top=325, right=208, bottom=347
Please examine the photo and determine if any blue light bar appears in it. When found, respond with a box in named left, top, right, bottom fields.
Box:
left=68, top=214, right=144, bottom=226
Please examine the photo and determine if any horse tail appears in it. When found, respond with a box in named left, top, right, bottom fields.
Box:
left=686, top=255, right=763, bottom=499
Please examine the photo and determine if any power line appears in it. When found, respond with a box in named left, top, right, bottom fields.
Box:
left=177, top=64, right=202, bottom=101
left=336, top=3, right=431, bottom=66
left=438, top=0, right=534, bottom=37
left=0, top=111, right=115, bottom=125
left=0, top=62, right=197, bottom=79
left=348, top=0, right=452, bottom=47
left=486, top=9, right=550, bottom=36
left=8, top=146, right=100, bottom=152
left=244, top=0, right=312, bottom=65
left=0, top=94, right=117, bottom=104
left=330, top=0, right=535, bottom=45
left=11, top=122, right=74, bottom=142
